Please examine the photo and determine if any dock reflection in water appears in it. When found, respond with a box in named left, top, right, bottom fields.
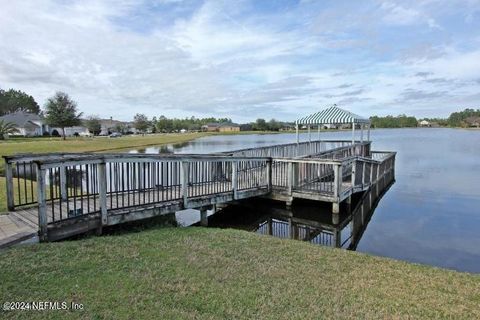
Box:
left=206, top=178, right=395, bottom=250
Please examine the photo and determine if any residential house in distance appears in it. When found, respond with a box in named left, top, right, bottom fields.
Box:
left=50, top=126, right=89, bottom=137
left=99, top=119, right=138, bottom=135
left=0, top=111, right=90, bottom=137
left=202, top=123, right=240, bottom=132
left=419, top=120, right=431, bottom=127
left=464, top=116, right=480, bottom=128
left=0, top=111, right=47, bottom=136
left=202, top=123, right=221, bottom=132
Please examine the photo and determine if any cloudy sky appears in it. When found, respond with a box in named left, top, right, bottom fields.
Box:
left=1, top=0, right=480, bottom=122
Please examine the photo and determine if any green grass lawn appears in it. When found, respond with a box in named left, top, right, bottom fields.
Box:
left=0, top=227, right=478, bottom=319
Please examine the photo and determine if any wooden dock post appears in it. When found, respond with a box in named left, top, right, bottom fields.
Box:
left=59, top=165, right=68, bottom=201
left=266, top=218, right=273, bottom=236
left=36, top=165, right=48, bottom=241
left=332, top=164, right=342, bottom=214
left=333, top=230, right=341, bottom=247
left=232, top=161, right=238, bottom=199
left=5, top=160, right=15, bottom=211
left=346, top=195, right=352, bottom=214
left=287, top=162, right=294, bottom=195
left=200, top=207, right=208, bottom=226
left=288, top=218, right=297, bottom=239
left=362, top=162, right=366, bottom=186
left=181, top=161, right=189, bottom=208
left=98, top=162, right=108, bottom=228
left=351, top=160, right=357, bottom=188
left=266, top=159, right=272, bottom=192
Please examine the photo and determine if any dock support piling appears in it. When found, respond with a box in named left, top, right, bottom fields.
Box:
left=200, top=208, right=208, bottom=226
left=333, top=230, right=341, bottom=247
left=286, top=199, right=293, bottom=209
left=332, top=202, right=340, bottom=215
left=266, top=218, right=273, bottom=236
left=346, top=195, right=352, bottom=214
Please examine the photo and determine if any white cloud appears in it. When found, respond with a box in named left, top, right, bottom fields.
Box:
left=381, top=1, right=441, bottom=29
left=0, top=0, right=478, bottom=122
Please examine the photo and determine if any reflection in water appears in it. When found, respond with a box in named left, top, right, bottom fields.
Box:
left=131, top=141, right=191, bottom=154
left=206, top=179, right=395, bottom=250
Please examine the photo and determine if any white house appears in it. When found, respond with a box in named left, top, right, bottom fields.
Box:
left=0, top=111, right=91, bottom=137
left=419, top=120, right=430, bottom=127
left=0, top=111, right=47, bottom=136
left=50, top=126, right=89, bottom=137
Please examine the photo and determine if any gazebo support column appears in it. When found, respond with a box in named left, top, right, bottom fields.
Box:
left=308, top=125, right=311, bottom=143
left=360, top=124, right=364, bottom=143
left=367, top=124, right=370, bottom=141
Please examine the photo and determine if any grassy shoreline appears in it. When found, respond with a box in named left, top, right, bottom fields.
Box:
left=0, top=227, right=478, bottom=319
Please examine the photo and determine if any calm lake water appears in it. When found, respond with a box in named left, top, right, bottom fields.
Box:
left=134, top=128, right=480, bottom=273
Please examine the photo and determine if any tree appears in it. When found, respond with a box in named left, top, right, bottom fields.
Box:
left=448, top=108, right=480, bottom=127
left=0, top=88, right=40, bottom=116
left=44, top=92, right=82, bottom=140
left=0, top=120, right=19, bottom=139
left=133, top=113, right=149, bottom=133
left=84, top=115, right=102, bottom=135
left=150, top=116, right=157, bottom=133
left=268, top=119, right=281, bottom=131
left=252, top=118, right=268, bottom=131
left=114, top=123, right=127, bottom=134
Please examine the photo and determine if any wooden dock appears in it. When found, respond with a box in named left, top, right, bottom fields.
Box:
left=3, top=140, right=395, bottom=242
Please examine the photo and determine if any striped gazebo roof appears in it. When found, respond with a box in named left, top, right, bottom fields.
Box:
left=296, top=105, right=370, bottom=125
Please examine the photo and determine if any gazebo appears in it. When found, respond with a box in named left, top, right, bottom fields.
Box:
left=295, top=105, right=371, bottom=144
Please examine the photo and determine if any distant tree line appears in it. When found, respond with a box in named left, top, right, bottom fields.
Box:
left=152, top=115, right=232, bottom=132
left=369, top=115, right=418, bottom=128
left=244, top=118, right=290, bottom=131
left=2, top=86, right=479, bottom=132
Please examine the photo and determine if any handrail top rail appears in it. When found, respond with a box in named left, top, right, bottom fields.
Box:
left=31, top=151, right=395, bottom=169
left=4, top=139, right=373, bottom=163
left=10, top=148, right=395, bottom=169
left=4, top=152, right=239, bottom=163
left=272, top=152, right=396, bottom=165
left=302, top=143, right=368, bottom=159
left=224, top=139, right=369, bottom=154
left=33, top=154, right=273, bottom=169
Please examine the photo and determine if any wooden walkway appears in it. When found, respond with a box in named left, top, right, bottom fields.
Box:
left=2, top=140, right=395, bottom=243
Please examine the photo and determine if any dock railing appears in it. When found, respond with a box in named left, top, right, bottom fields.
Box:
left=226, top=140, right=369, bottom=158
left=12, top=154, right=271, bottom=240
left=270, top=151, right=396, bottom=201
left=3, top=140, right=395, bottom=242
